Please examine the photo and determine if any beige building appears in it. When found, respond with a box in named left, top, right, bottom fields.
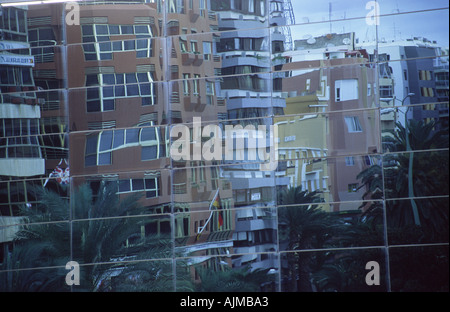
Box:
left=276, top=33, right=380, bottom=212
left=276, top=94, right=332, bottom=210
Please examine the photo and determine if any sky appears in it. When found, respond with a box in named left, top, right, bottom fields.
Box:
left=289, top=0, right=449, bottom=47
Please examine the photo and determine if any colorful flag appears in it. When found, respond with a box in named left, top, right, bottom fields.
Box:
left=212, top=192, right=224, bottom=229
left=196, top=189, right=222, bottom=240
left=43, top=159, right=70, bottom=187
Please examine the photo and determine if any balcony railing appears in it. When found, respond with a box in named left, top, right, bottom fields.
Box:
left=173, top=182, right=187, bottom=194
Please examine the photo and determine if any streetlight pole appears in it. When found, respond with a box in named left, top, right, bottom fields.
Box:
left=398, top=93, right=421, bottom=226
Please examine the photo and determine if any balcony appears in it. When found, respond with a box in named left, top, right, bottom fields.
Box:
left=183, top=95, right=206, bottom=112
left=195, top=101, right=206, bottom=112
left=189, top=9, right=200, bottom=23
left=181, top=52, right=195, bottom=65
left=183, top=96, right=196, bottom=111
left=193, top=53, right=204, bottom=66
left=167, top=20, right=180, bottom=36
left=181, top=52, right=195, bottom=66
left=181, top=52, right=204, bottom=66
left=0, top=158, right=45, bottom=177
left=435, top=80, right=449, bottom=89
left=173, top=182, right=187, bottom=194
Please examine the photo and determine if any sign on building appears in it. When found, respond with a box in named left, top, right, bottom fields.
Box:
left=0, top=54, right=35, bottom=67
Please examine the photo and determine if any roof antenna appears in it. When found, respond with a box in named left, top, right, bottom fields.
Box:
left=329, top=2, right=332, bottom=33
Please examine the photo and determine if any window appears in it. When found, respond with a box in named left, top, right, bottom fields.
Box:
left=142, top=145, right=158, bottom=160
left=81, top=24, right=153, bottom=61
left=0, top=67, right=34, bottom=87
left=217, top=38, right=235, bottom=52
left=193, top=74, right=200, bottom=95
left=180, top=39, right=188, bottom=53
left=98, top=132, right=112, bottom=165
left=0, top=119, right=41, bottom=159
left=169, top=0, right=185, bottom=13
left=141, top=124, right=163, bottom=161
left=348, top=183, right=358, bottom=192
left=419, top=70, right=432, bottom=81
left=345, top=156, right=355, bottom=166
left=136, top=39, right=153, bottom=58
left=28, top=28, right=56, bottom=63
left=211, top=166, right=219, bottom=189
left=0, top=179, right=45, bottom=216
left=190, top=40, right=198, bottom=53
left=183, top=74, right=190, bottom=95
left=86, top=88, right=106, bottom=112
left=344, top=116, right=363, bottom=133
left=259, top=0, right=265, bottom=15
left=379, top=85, right=393, bottom=98
left=336, top=86, right=341, bottom=102
left=117, top=177, right=160, bottom=199
left=0, top=68, right=15, bottom=86
left=126, top=128, right=139, bottom=144
left=85, top=72, right=156, bottom=112
left=272, top=41, right=284, bottom=53
left=203, top=41, right=212, bottom=60
left=178, top=0, right=185, bottom=13
left=85, top=125, right=163, bottom=167
left=238, top=37, right=267, bottom=52
left=199, top=161, right=206, bottom=182
left=421, top=87, right=435, bottom=97
left=364, top=155, right=375, bottom=166
left=270, top=1, right=283, bottom=13
left=335, top=79, right=359, bottom=102
left=1, top=7, right=27, bottom=41
left=85, top=133, right=99, bottom=166
left=145, top=177, right=160, bottom=198
left=206, top=81, right=215, bottom=105
left=233, top=0, right=243, bottom=11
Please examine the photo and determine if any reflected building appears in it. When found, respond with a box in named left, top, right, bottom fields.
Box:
left=27, top=3, right=69, bottom=196
left=211, top=0, right=294, bottom=272
left=362, top=38, right=449, bottom=131
left=435, top=47, right=449, bottom=103
left=64, top=0, right=235, bottom=281
left=7, top=0, right=235, bottom=282
left=0, top=5, right=45, bottom=248
left=276, top=32, right=379, bottom=212
left=0, top=0, right=448, bottom=293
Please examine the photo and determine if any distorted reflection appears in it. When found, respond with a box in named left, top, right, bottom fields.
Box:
left=0, top=0, right=448, bottom=292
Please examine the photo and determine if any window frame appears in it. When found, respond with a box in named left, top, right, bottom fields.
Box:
left=344, top=116, right=363, bottom=133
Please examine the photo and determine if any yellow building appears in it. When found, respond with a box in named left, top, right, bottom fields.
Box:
left=275, top=94, right=332, bottom=211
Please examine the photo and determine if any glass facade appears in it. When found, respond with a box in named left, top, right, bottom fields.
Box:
left=0, top=0, right=448, bottom=292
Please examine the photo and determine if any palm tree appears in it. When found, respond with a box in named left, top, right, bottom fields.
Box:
left=382, top=120, right=449, bottom=242
left=277, top=186, right=339, bottom=291
left=195, top=265, right=273, bottom=292
left=1, top=182, right=173, bottom=292
left=105, top=236, right=192, bottom=292
left=311, top=248, right=386, bottom=292
left=356, top=163, right=384, bottom=227
left=383, top=119, right=448, bottom=152
left=0, top=240, right=67, bottom=291
left=0, top=185, right=71, bottom=291
left=277, top=185, right=321, bottom=206
left=356, top=119, right=449, bottom=243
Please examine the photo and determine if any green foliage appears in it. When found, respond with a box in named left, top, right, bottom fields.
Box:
left=379, top=120, right=449, bottom=241
left=195, top=265, right=273, bottom=292
left=0, top=183, right=177, bottom=292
